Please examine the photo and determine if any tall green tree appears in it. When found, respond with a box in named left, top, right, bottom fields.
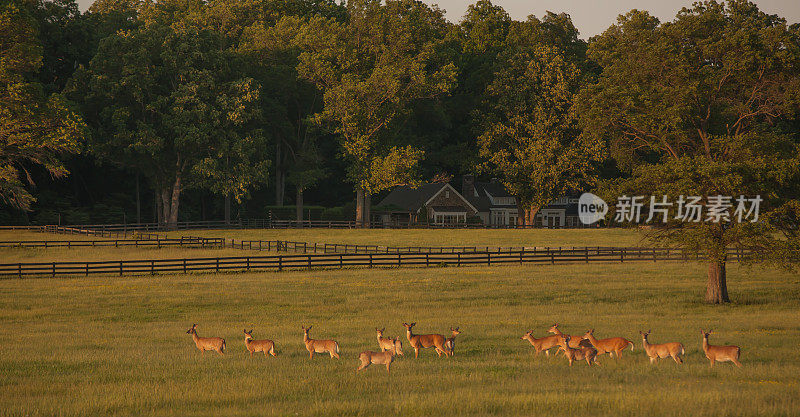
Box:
left=577, top=1, right=800, bottom=303
left=0, top=0, right=84, bottom=211
left=477, top=13, right=601, bottom=225
left=296, top=0, right=456, bottom=226
left=71, top=15, right=265, bottom=227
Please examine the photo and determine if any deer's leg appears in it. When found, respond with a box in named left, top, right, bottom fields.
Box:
left=709, top=358, right=715, bottom=367
left=309, top=351, right=314, bottom=359
left=650, top=356, right=656, bottom=364
left=732, top=359, right=742, bottom=367
left=414, top=347, right=419, bottom=358
left=357, top=361, right=369, bottom=371
left=386, top=363, right=391, bottom=373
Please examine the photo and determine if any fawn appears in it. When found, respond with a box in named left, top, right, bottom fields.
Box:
left=403, top=322, right=447, bottom=358
left=444, top=327, right=461, bottom=357
left=558, top=335, right=599, bottom=366
left=243, top=329, right=276, bottom=357
left=186, top=324, right=225, bottom=356
left=521, top=330, right=561, bottom=356
left=582, top=329, right=634, bottom=358
left=302, top=325, right=339, bottom=359
left=701, top=329, right=741, bottom=367
left=357, top=337, right=399, bottom=373
left=639, top=330, right=683, bottom=364
left=376, top=328, right=404, bottom=356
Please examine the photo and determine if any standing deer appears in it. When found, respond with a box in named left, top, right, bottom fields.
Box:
left=376, top=328, right=403, bottom=356
left=521, top=330, right=561, bottom=356
left=186, top=324, right=225, bottom=356
left=558, top=335, right=599, bottom=366
left=444, top=327, right=461, bottom=357
left=581, top=329, right=634, bottom=358
left=243, top=329, right=277, bottom=357
left=548, top=323, right=593, bottom=349
left=639, top=330, right=683, bottom=364
left=357, top=337, right=399, bottom=373
left=302, top=325, right=339, bottom=359
left=701, top=329, right=742, bottom=367
left=402, top=322, right=447, bottom=358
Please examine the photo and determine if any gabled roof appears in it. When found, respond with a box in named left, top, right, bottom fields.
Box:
left=375, top=183, right=449, bottom=213
left=464, top=180, right=516, bottom=212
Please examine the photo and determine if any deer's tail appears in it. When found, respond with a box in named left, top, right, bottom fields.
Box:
left=269, top=344, right=277, bottom=356
left=334, top=342, right=340, bottom=355
left=628, top=341, right=634, bottom=351
left=222, top=339, right=226, bottom=353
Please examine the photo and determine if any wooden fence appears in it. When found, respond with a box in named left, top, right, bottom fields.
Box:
left=230, top=239, right=629, bottom=255
left=0, top=236, right=224, bottom=249
left=0, top=247, right=752, bottom=279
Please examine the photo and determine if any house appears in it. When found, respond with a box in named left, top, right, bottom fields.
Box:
left=461, top=176, right=519, bottom=226
left=374, top=182, right=478, bottom=226
left=376, top=176, right=586, bottom=227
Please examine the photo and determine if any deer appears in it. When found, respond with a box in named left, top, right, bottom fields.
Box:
left=402, top=322, right=447, bottom=358
left=639, top=330, right=683, bottom=364
left=243, top=329, right=276, bottom=357
left=521, top=330, right=561, bottom=356
left=581, top=329, right=634, bottom=358
left=444, top=327, right=460, bottom=357
left=557, top=335, right=599, bottom=366
left=186, top=324, right=225, bottom=356
left=376, top=328, right=404, bottom=356
left=548, top=323, right=593, bottom=349
left=701, top=329, right=741, bottom=367
left=357, top=337, right=399, bottom=373
left=302, top=325, right=339, bottom=359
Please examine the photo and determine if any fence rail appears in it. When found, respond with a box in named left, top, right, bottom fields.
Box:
left=0, top=247, right=753, bottom=279
left=0, top=236, right=224, bottom=249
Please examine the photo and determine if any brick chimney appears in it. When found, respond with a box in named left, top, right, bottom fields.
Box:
left=462, top=175, right=475, bottom=198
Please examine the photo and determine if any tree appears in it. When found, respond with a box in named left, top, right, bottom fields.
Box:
left=576, top=1, right=800, bottom=303
left=296, top=0, right=456, bottom=226
left=0, top=0, right=84, bottom=211
left=71, top=16, right=264, bottom=227
left=240, top=16, right=329, bottom=222
left=477, top=13, right=602, bottom=225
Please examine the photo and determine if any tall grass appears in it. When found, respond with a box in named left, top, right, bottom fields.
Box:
left=0, top=262, right=798, bottom=416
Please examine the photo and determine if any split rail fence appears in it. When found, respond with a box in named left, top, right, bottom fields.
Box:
left=0, top=247, right=753, bottom=279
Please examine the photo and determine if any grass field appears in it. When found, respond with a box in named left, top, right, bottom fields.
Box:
left=168, top=228, right=647, bottom=248
left=0, top=228, right=647, bottom=263
left=1, top=259, right=798, bottom=416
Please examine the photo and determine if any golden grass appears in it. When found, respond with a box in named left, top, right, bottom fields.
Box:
left=0, top=261, right=798, bottom=416
left=168, top=228, right=648, bottom=248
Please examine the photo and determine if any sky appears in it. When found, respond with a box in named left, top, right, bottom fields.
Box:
left=75, top=0, right=800, bottom=39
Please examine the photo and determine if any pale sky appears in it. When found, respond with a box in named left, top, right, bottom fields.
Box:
left=76, top=0, right=800, bottom=39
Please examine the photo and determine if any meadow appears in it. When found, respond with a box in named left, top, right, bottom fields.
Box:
left=0, top=247, right=798, bottom=416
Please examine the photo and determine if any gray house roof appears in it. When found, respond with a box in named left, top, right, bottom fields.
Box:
left=375, top=183, right=448, bottom=213
left=464, top=180, right=517, bottom=213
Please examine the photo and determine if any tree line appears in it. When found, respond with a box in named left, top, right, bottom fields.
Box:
left=1, top=0, right=799, bottom=302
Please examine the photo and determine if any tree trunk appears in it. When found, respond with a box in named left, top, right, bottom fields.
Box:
left=296, top=186, right=304, bottom=226
left=224, top=193, right=231, bottom=224
left=275, top=141, right=284, bottom=206
left=517, top=203, right=526, bottom=227
left=526, top=205, right=541, bottom=227
left=705, top=259, right=730, bottom=304
left=364, top=192, right=371, bottom=228
left=355, top=187, right=364, bottom=227
left=161, top=187, right=170, bottom=227
left=167, top=171, right=181, bottom=229
left=155, top=188, right=161, bottom=224
left=135, top=174, right=141, bottom=224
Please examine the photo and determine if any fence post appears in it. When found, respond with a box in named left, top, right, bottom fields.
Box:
left=487, top=252, right=491, bottom=266
left=86, top=263, right=89, bottom=277
left=278, top=256, right=283, bottom=271
left=550, top=250, right=554, bottom=265
left=585, top=247, right=589, bottom=263
left=246, top=257, right=250, bottom=271
left=19, top=263, right=22, bottom=279
left=183, top=259, right=187, bottom=274
left=620, top=250, right=624, bottom=263
left=308, top=255, right=312, bottom=269
left=369, top=253, right=373, bottom=268
left=151, top=260, right=155, bottom=275
left=653, top=249, right=657, bottom=262
left=457, top=253, right=461, bottom=267
left=216, top=258, right=220, bottom=273
left=340, top=254, right=343, bottom=269
left=119, top=261, right=123, bottom=277
left=52, top=262, right=56, bottom=278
